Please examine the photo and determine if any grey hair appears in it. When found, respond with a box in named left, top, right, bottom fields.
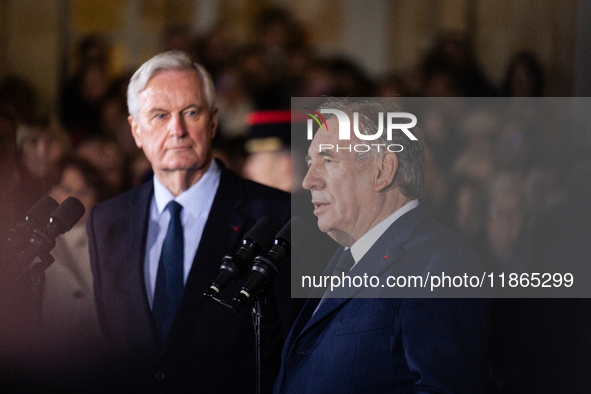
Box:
left=127, top=50, right=216, bottom=118
left=316, top=97, right=425, bottom=200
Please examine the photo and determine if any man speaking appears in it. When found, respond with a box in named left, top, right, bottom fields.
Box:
left=87, top=51, right=293, bottom=393
left=275, top=98, right=489, bottom=393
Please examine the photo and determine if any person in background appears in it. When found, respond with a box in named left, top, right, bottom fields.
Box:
left=440, top=176, right=485, bottom=247
left=0, top=104, right=26, bottom=260
left=162, top=25, right=193, bottom=54
left=101, top=74, right=138, bottom=157
left=502, top=51, right=545, bottom=97
left=0, top=75, right=39, bottom=124
left=242, top=110, right=295, bottom=193
left=0, top=105, right=24, bottom=237
left=476, top=173, right=530, bottom=273
left=0, top=105, right=45, bottom=391
left=215, top=65, right=255, bottom=139
left=40, top=157, right=104, bottom=383
left=77, top=137, right=128, bottom=199
left=60, top=35, right=110, bottom=142
left=16, top=118, right=71, bottom=199
left=421, top=31, right=498, bottom=97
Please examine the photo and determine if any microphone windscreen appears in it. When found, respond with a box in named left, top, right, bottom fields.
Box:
left=50, top=197, right=86, bottom=233
left=244, top=217, right=280, bottom=251
left=27, top=196, right=59, bottom=223
left=286, top=217, right=311, bottom=253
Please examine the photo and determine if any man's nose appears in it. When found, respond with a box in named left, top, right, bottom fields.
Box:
left=302, top=163, right=323, bottom=191
left=168, top=114, right=186, bottom=137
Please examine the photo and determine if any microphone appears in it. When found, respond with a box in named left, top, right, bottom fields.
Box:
left=205, top=217, right=280, bottom=299
left=7, top=196, right=59, bottom=254
left=232, top=217, right=311, bottom=313
left=17, top=197, right=86, bottom=267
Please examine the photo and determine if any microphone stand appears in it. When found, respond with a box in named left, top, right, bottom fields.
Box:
left=204, top=283, right=275, bottom=394
left=27, top=251, right=55, bottom=325
left=250, top=283, right=274, bottom=394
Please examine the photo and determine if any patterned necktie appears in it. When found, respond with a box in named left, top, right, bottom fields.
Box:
left=153, top=201, right=184, bottom=343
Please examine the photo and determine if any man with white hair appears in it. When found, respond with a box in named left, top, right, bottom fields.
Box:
left=87, top=51, right=294, bottom=393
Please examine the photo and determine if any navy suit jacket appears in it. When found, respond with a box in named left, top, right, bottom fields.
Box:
left=274, top=204, right=490, bottom=394
left=87, top=165, right=295, bottom=393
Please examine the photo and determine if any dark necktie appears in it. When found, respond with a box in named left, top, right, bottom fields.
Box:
left=153, top=201, right=184, bottom=343
left=332, top=248, right=355, bottom=276
left=313, top=249, right=356, bottom=315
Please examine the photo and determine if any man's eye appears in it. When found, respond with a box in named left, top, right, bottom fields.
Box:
left=154, top=113, right=166, bottom=120
left=183, top=109, right=199, bottom=118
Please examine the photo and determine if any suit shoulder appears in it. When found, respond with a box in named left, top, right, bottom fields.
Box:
left=217, top=170, right=291, bottom=230
left=90, top=182, right=152, bottom=221
left=240, top=178, right=290, bottom=202
left=412, top=216, right=472, bottom=248
left=406, top=215, right=482, bottom=269
left=223, top=169, right=290, bottom=203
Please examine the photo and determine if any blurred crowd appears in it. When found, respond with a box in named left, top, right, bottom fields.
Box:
left=1, top=8, right=584, bottom=270
left=1, top=6, right=590, bottom=392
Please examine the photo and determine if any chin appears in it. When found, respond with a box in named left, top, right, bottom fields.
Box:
left=163, top=157, right=206, bottom=171
left=315, top=219, right=332, bottom=234
left=325, top=230, right=348, bottom=246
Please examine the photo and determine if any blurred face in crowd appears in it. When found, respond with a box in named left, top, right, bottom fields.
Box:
left=302, top=117, right=383, bottom=246
left=80, top=65, right=108, bottom=102
left=243, top=150, right=291, bottom=192
left=455, top=184, right=481, bottom=237
left=102, top=97, right=137, bottom=155
left=77, top=140, right=124, bottom=194
left=50, top=165, right=98, bottom=223
left=486, top=188, right=525, bottom=261
left=21, top=129, right=65, bottom=179
left=129, top=69, right=218, bottom=186
left=509, top=62, right=535, bottom=97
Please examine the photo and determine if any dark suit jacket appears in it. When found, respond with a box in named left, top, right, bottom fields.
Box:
left=87, top=166, right=295, bottom=393
left=274, top=204, right=490, bottom=394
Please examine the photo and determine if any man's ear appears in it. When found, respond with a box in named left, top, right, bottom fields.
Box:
left=209, top=107, right=218, bottom=139
left=129, top=115, right=143, bottom=148
left=374, top=152, right=398, bottom=192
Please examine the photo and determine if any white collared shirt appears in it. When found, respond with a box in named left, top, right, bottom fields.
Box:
left=313, top=199, right=419, bottom=314
left=349, top=199, right=419, bottom=269
left=144, top=159, right=221, bottom=308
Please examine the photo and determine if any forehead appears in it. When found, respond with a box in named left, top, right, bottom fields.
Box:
left=60, top=166, right=89, bottom=186
left=308, top=117, right=355, bottom=159
left=139, top=69, right=204, bottom=109
left=310, top=117, right=338, bottom=144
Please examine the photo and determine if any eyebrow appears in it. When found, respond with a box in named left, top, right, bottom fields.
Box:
left=305, top=150, right=335, bottom=163
left=181, top=104, right=202, bottom=112
left=148, top=108, right=168, bottom=115
left=147, top=104, right=202, bottom=115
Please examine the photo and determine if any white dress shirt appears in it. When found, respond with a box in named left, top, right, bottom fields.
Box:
left=144, top=159, right=221, bottom=308
left=314, top=199, right=419, bottom=314
left=349, top=199, right=419, bottom=268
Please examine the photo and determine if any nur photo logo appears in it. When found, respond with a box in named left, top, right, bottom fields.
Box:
left=302, top=107, right=419, bottom=153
